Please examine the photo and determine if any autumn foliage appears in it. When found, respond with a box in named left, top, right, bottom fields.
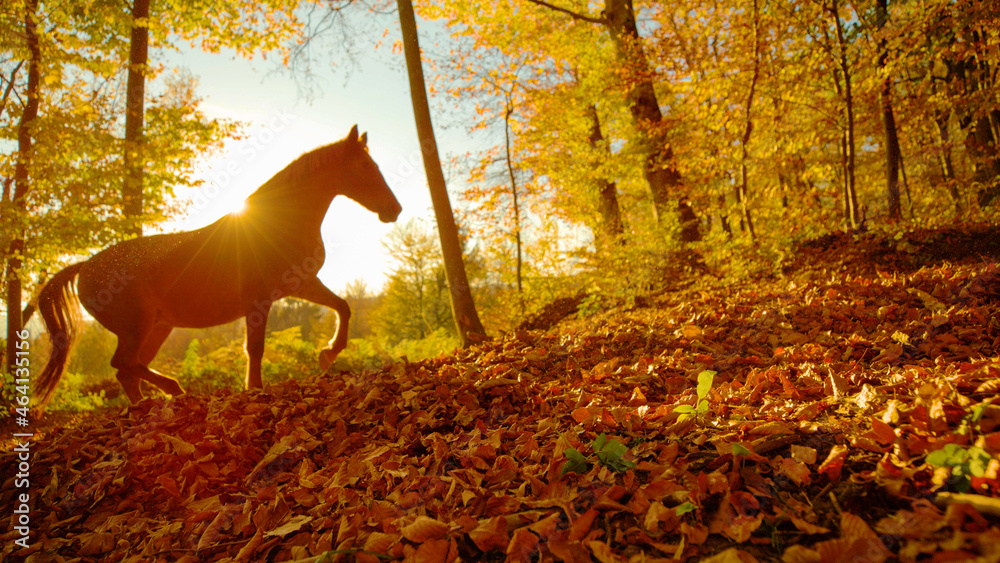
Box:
left=424, top=0, right=1000, bottom=311
left=4, top=0, right=999, bottom=558
left=2, top=225, right=999, bottom=562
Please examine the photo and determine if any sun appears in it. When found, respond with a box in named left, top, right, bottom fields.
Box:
left=228, top=198, right=248, bottom=215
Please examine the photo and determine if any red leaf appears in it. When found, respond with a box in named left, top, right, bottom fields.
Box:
left=468, top=516, right=507, bottom=552
left=569, top=509, right=599, bottom=541
left=779, top=457, right=812, bottom=486
left=587, top=539, right=624, bottom=563
left=155, top=474, right=181, bottom=497
left=402, top=516, right=451, bottom=543
left=818, top=445, right=848, bottom=481
left=870, top=417, right=896, bottom=444
left=506, top=527, right=539, bottom=563
left=410, top=538, right=458, bottom=563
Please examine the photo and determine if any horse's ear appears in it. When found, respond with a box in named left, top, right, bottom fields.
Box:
left=359, top=132, right=367, bottom=148
left=348, top=124, right=359, bottom=144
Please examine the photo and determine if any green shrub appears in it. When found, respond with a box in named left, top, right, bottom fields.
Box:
left=391, top=328, right=460, bottom=362
left=47, top=371, right=118, bottom=412
left=332, top=328, right=459, bottom=373
left=177, top=338, right=245, bottom=394
left=262, top=327, right=317, bottom=381
left=333, top=338, right=393, bottom=372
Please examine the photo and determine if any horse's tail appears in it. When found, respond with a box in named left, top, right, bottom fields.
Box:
left=35, top=262, right=86, bottom=411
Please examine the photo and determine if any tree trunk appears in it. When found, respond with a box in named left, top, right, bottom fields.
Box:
left=935, top=111, right=962, bottom=214
left=966, top=114, right=1000, bottom=183
left=525, top=0, right=701, bottom=242
left=5, top=0, right=40, bottom=375
left=603, top=0, right=699, bottom=242
left=898, top=146, right=913, bottom=217
left=831, top=0, right=860, bottom=229
left=718, top=193, right=732, bottom=238
left=881, top=97, right=902, bottom=219
left=122, top=0, right=150, bottom=238
left=839, top=131, right=850, bottom=222
left=954, top=49, right=1000, bottom=205
left=605, top=0, right=672, bottom=219
left=737, top=0, right=760, bottom=240
left=502, top=100, right=525, bottom=313
left=877, top=0, right=902, bottom=221
left=676, top=198, right=700, bottom=242
left=397, top=0, right=487, bottom=345
left=941, top=30, right=999, bottom=207
left=825, top=26, right=852, bottom=226
left=585, top=105, right=624, bottom=240
left=965, top=29, right=1000, bottom=186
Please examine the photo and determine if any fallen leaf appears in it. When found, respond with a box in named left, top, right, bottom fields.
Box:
left=790, top=445, right=817, bottom=465
left=506, top=527, right=540, bottom=563
left=410, top=538, right=457, bottom=563
left=818, top=445, right=848, bottom=481
left=469, top=516, right=507, bottom=552
left=264, top=515, right=312, bottom=538
left=235, top=528, right=263, bottom=562
left=700, top=547, right=760, bottom=563
left=402, top=516, right=451, bottom=543
left=588, top=539, right=625, bottom=563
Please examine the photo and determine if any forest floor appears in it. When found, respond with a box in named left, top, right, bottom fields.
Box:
left=3, top=224, right=1000, bottom=563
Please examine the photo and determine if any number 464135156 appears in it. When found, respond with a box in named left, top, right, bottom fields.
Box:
left=14, top=329, right=30, bottom=411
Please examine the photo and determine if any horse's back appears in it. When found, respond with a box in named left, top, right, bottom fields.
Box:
left=78, top=230, right=193, bottom=297
left=77, top=216, right=317, bottom=331
left=78, top=226, right=243, bottom=329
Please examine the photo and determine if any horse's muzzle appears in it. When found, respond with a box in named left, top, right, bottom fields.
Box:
left=379, top=206, right=401, bottom=223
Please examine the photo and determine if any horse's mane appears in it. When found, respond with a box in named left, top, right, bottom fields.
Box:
left=247, top=139, right=347, bottom=201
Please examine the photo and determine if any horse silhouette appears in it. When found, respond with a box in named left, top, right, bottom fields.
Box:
left=35, top=125, right=401, bottom=408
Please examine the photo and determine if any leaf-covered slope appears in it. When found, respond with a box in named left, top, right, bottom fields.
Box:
left=3, top=226, right=1000, bottom=562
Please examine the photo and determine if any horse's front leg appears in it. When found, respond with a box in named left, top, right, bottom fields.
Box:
left=244, top=302, right=271, bottom=390
left=290, top=276, right=350, bottom=370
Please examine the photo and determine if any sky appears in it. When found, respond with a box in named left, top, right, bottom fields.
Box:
left=159, top=21, right=459, bottom=295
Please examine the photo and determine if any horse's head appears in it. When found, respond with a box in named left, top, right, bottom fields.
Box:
left=339, top=125, right=402, bottom=223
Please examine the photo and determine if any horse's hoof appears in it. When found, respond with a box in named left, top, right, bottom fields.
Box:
left=319, top=349, right=338, bottom=371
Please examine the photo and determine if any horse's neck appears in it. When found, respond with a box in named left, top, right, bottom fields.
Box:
left=206, top=203, right=325, bottom=262
left=245, top=181, right=338, bottom=231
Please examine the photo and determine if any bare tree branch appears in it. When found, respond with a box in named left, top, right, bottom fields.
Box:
left=0, top=60, right=24, bottom=120
left=523, top=0, right=605, bottom=25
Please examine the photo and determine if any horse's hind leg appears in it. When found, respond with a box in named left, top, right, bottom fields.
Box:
left=111, top=329, right=148, bottom=404
left=111, top=323, right=183, bottom=403
left=136, top=324, right=184, bottom=396
left=139, top=324, right=172, bottom=365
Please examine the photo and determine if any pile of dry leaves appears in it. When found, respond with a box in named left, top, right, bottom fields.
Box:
left=2, top=225, right=999, bottom=562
